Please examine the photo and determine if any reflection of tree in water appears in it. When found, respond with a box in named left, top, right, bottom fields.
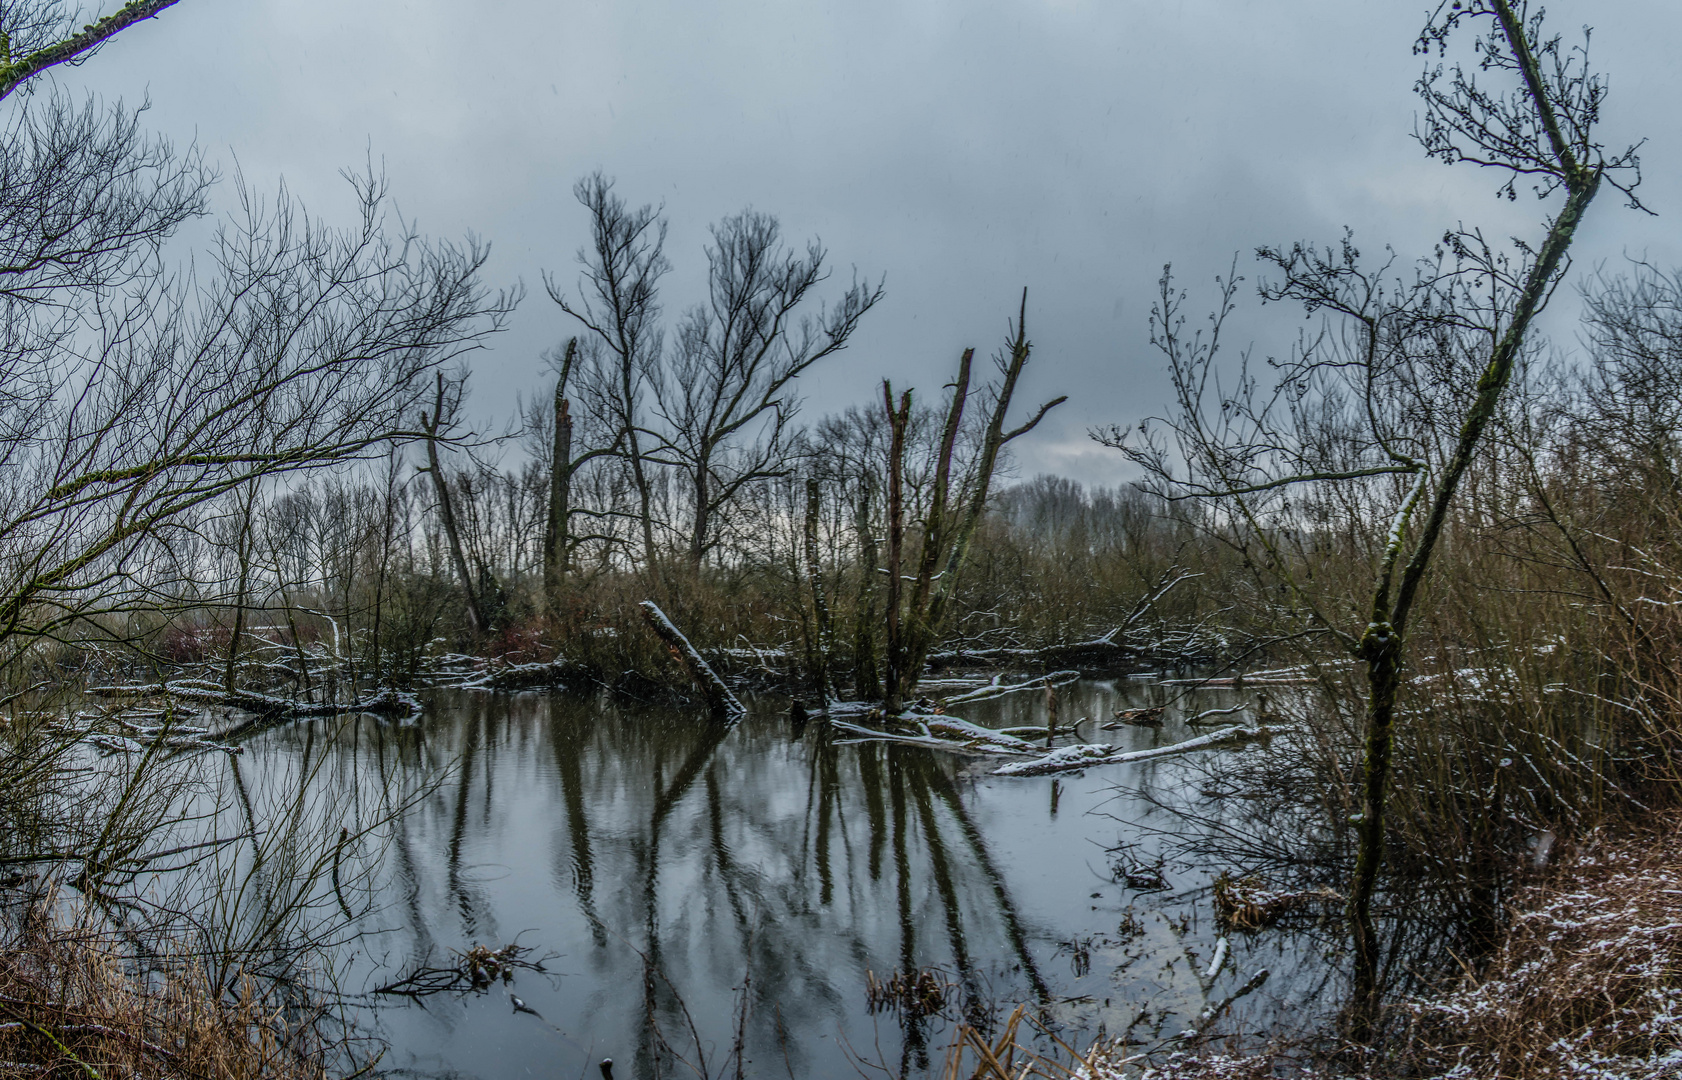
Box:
left=381, top=693, right=1053, bottom=1078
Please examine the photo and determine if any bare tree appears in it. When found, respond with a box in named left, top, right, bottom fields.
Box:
left=1107, top=0, right=1642, bottom=1034
left=654, top=210, right=881, bottom=567
left=418, top=373, right=487, bottom=636
left=548, top=176, right=881, bottom=575
left=546, top=174, right=669, bottom=571
left=0, top=148, right=515, bottom=658
left=882, top=296, right=1065, bottom=710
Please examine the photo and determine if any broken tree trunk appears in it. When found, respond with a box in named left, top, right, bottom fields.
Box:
left=885, top=295, right=1066, bottom=708
left=544, top=338, right=578, bottom=618
left=638, top=601, right=747, bottom=722
left=421, top=374, right=485, bottom=636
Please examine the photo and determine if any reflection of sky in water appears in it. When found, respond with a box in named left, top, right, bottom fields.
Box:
left=248, top=679, right=1339, bottom=1079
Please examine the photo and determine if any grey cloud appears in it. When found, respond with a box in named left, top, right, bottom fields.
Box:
left=59, top=0, right=1682, bottom=486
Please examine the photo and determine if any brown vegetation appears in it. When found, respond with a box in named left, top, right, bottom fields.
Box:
left=0, top=904, right=341, bottom=1079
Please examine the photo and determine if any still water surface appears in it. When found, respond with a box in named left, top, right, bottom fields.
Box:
left=249, top=679, right=1335, bottom=1079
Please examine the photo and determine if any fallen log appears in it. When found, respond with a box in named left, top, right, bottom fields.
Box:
left=940, top=670, right=1079, bottom=707
left=925, top=635, right=1138, bottom=671
left=638, top=601, right=747, bottom=723
left=992, top=724, right=1276, bottom=777
left=85, top=731, right=242, bottom=757
left=461, top=656, right=596, bottom=691
left=88, top=682, right=422, bottom=736
left=829, top=716, right=1034, bottom=756
left=1182, top=702, right=1251, bottom=726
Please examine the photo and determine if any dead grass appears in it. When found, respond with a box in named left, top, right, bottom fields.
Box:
left=0, top=903, right=345, bottom=1079
left=931, top=817, right=1682, bottom=1080
left=1398, top=813, right=1682, bottom=1079
left=1211, top=874, right=1340, bottom=934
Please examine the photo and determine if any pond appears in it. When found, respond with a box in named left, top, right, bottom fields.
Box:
left=246, top=677, right=1340, bottom=1079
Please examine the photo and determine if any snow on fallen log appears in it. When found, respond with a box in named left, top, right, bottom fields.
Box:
left=91, top=680, right=305, bottom=715
left=1182, top=702, right=1250, bottom=726
left=460, top=656, right=594, bottom=691
left=923, top=716, right=1039, bottom=752
left=86, top=731, right=242, bottom=757
left=88, top=682, right=423, bottom=735
left=940, top=670, right=1080, bottom=707
left=829, top=717, right=1034, bottom=756
left=638, top=601, right=747, bottom=723
left=992, top=724, right=1275, bottom=777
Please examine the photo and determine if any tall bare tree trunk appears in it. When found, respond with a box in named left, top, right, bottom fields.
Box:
left=851, top=476, right=881, bottom=699
left=622, top=359, right=660, bottom=574
left=223, top=483, right=257, bottom=695
left=882, top=385, right=912, bottom=711
left=421, top=375, right=484, bottom=636
left=1346, top=165, right=1602, bottom=1038
left=689, top=469, right=709, bottom=571
left=894, top=349, right=972, bottom=707
left=544, top=340, right=578, bottom=617
left=804, top=478, right=834, bottom=697
left=888, top=297, right=1065, bottom=709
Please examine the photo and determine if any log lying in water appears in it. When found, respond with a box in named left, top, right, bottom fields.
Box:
left=940, top=670, right=1080, bottom=707
left=638, top=601, right=747, bottom=723
left=992, top=724, right=1276, bottom=777
left=462, top=656, right=596, bottom=691
left=829, top=715, right=1037, bottom=756
left=87, top=681, right=421, bottom=738
left=925, top=634, right=1138, bottom=671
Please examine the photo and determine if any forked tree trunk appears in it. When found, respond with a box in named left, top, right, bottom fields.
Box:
left=884, top=294, right=1065, bottom=710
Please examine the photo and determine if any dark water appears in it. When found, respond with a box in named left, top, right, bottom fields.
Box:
left=247, top=679, right=1336, bottom=1079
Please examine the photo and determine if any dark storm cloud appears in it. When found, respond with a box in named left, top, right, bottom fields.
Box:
left=61, top=0, right=1682, bottom=485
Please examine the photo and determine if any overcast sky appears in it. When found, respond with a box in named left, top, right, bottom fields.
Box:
left=60, top=0, right=1682, bottom=486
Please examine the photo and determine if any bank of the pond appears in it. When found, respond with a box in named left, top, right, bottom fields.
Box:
left=1051, top=813, right=1682, bottom=1080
